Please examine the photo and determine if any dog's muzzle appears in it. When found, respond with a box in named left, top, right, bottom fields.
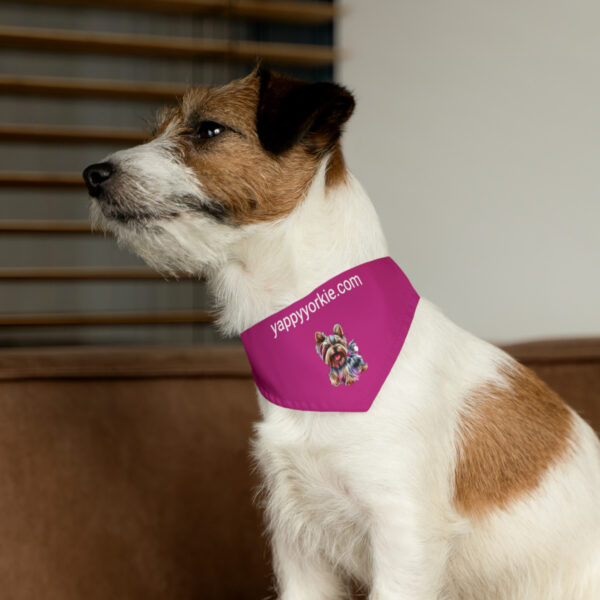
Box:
left=83, top=162, right=114, bottom=198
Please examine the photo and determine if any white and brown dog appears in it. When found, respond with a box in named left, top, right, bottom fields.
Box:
left=83, top=69, right=600, bottom=599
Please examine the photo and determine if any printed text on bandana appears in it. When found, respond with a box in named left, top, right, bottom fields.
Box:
left=270, top=274, right=363, bottom=339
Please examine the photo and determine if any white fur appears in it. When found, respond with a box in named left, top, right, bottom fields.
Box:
left=93, top=145, right=600, bottom=599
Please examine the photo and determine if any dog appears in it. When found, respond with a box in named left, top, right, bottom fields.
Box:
left=83, top=67, right=600, bottom=599
left=315, top=324, right=368, bottom=386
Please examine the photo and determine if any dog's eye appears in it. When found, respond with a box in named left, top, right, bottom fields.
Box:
left=194, top=121, right=227, bottom=140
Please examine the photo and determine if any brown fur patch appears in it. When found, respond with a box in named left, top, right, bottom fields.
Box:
left=154, top=71, right=348, bottom=225
left=454, top=362, right=574, bottom=516
left=325, top=142, right=348, bottom=188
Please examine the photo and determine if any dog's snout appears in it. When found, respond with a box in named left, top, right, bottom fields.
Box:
left=83, top=162, right=114, bottom=197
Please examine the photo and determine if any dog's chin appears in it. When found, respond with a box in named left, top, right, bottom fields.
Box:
left=89, top=199, right=151, bottom=239
left=89, top=199, right=238, bottom=277
left=90, top=199, right=119, bottom=232
left=89, top=200, right=186, bottom=274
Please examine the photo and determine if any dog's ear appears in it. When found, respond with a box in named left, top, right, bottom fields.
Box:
left=333, top=324, right=344, bottom=338
left=256, top=68, right=355, bottom=156
left=315, top=331, right=326, bottom=343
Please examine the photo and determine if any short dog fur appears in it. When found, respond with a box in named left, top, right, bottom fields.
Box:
left=84, top=68, right=600, bottom=599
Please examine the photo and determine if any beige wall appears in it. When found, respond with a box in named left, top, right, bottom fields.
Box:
left=338, top=0, right=600, bottom=343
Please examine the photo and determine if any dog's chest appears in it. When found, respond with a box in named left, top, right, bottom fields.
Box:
left=254, top=412, right=371, bottom=575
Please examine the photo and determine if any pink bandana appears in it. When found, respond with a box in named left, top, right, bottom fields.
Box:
left=240, top=257, right=419, bottom=412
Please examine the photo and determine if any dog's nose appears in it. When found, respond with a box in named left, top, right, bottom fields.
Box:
left=83, top=162, right=114, bottom=197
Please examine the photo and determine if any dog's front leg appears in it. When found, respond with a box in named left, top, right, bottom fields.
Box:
left=367, top=506, right=449, bottom=600
left=272, top=530, right=347, bottom=600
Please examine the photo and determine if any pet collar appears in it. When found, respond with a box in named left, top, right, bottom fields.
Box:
left=240, top=257, right=419, bottom=412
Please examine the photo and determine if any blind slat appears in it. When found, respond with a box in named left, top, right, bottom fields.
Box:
left=0, top=124, right=146, bottom=145
left=0, top=75, right=188, bottom=101
left=0, top=172, right=83, bottom=187
left=0, top=268, right=197, bottom=280
left=0, top=310, right=213, bottom=326
left=0, top=26, right=336, bottom=67
left=0, top=221, right=93, bottom=234
left=8, top=0, right=337, bottom=24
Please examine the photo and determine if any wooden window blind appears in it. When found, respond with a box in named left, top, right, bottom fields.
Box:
left=0, top=0, right=336, bottom=346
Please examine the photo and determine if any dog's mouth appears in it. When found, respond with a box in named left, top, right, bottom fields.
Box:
left=94, top=196, right=170, bottom=225
left=331, top=353, right=344, bottom=367
left=89, top=184, right=227, bottom=229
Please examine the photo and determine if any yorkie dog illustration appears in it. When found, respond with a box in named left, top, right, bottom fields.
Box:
left=315, top=324, right=368, bottom=386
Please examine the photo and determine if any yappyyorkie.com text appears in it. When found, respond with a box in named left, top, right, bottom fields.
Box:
left=270, top=273, right=363, bottom=339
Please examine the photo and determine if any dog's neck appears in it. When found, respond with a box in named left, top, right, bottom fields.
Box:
left=208, top=160, right=389, bottom=336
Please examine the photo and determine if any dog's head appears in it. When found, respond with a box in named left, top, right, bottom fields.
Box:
left=315, top=324, right=348, bottom=369
left=83, top=68, right=354, bottom=274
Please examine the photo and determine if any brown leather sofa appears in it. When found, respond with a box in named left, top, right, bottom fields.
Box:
left=0, top=340, right=598, bottom=599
